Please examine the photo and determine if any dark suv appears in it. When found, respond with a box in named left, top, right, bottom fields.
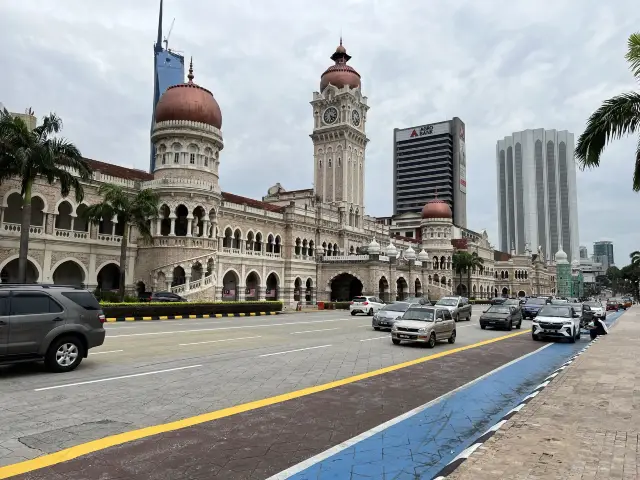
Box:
left=0, top=284, right=106, bottom=372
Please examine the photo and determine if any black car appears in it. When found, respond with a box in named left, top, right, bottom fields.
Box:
left=490, top=297, right=507, bottom=305
left=150, top=291, right=188, bottom=302
left=480, top=304, right=522, bottom=330
left=522, top=297, right=547, bottom=319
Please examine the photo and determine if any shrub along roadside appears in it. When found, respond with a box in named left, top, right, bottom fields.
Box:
left=101, top=301, right=283, bottom=318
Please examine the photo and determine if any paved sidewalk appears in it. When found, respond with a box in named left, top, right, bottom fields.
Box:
left=449, top=307, right=639, bottom=480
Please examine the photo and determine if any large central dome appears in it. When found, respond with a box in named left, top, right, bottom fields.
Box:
left=155, top=59, right=222, bottom=130
left=320, top=40, right=361, bottom=92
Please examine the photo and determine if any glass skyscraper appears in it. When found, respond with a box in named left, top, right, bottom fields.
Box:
left=150, top=0, right=185, bottom=172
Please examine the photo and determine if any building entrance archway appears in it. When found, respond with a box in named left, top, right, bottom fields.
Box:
left=330, top=273, right=363, bottom=302
left=97, top=263, right=120, bottom=291
left=456, top=283, right=467, bottom=296
left=379, top=277, right=389, bottom=302
left=0, top=258, right=39, bottom=283
left=222, top=270, right=239, bottom=301
left=266, top=273, right=279, bottom=300
left=518, top=290, right=526, bottom=298
left=52, top=261, right=85, bottom=287
left=396, top=277, right=408, bottom=301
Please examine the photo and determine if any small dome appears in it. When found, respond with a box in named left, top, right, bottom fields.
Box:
left=572, top=259, right=580, bottom=267
left=368, top=237, right=381, bottom=255
left=155, top=59, right=222, bottom=129
left=421, top=198, right=452, bottom=220
left=404, top=245, right=416, bottom=260
left=555, top=248, right=568, bottom=261
left=385, top=240, right=398, bottom=257
left=320, top=40, right=361, bottom=92
left=417, top=249, right=429, bottom=262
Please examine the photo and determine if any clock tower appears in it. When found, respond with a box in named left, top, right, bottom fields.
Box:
left=310, top=40, right=369, bottom=227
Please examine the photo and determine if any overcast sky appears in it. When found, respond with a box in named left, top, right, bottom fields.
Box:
left=1, top=0, right=639, bottom=265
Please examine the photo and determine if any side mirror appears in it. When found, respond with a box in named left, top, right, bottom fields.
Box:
left=574, top=313, right=580, bottom=318
left=482, top=310, right=487, bottom=313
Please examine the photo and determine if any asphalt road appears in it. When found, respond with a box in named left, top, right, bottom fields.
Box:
left=0, top=307, right=525, bottom=466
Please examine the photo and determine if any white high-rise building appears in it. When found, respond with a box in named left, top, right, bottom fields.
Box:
left=496, top=129, right=579, bottom=261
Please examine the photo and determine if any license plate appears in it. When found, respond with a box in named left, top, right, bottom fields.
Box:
left=380, top=322, right=388, bottom=326
left=399, top=334, right=411, bottom=339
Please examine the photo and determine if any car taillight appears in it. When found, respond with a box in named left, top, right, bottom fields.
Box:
left=98, top=314, right=106, bottom=324
left=363, top=301, right=369, bottom=305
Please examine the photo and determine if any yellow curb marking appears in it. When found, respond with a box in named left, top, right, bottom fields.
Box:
left=249, top=312, right=256, bottom=316
left=158, top=316, right=168, bottom=320
left=189, top=315, right=197, bottom=319
left=106, top=318, right=116, bottom=323
left=238, top=313, right=246, bottom=317
left=174, top=315, right=182, bottom=320
left=259, top=312, right=266, bottom=315
left=202, top=314, right=210, bottom=319
left=0, top=330, right=527, bottom=479
left=142, top=317, right=153, bottom=321
left=215, top=314, right=223, bottom=318
left=227, top=313, right=235, bottom=317
left=124, top=317, right=135, bottom=322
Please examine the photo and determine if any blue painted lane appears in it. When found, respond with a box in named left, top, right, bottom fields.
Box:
left=288, top=310, right=624, bottom=480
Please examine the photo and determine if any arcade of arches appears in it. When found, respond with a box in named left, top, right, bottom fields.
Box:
left=219, top=270, right=282, bottom=301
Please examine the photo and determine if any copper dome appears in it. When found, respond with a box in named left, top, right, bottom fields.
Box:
left=155, top=59, right=222, bottom=130
left=421, top=199, right=452, bottom=220
left=320, top=40, right=361, bottom=92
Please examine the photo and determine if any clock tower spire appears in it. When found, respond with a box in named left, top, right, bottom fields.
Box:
left=310, top=40, right=369, bottom=228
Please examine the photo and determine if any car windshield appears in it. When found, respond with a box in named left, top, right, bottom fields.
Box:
left=525, top=298, right=547, bottom=305
left=503, top=299, right=519, bottom=305
left=487, top=306, right=511, bottom=314
left=538, top=306, right=572, bottom=318
left=585, top=302, right=601, bottom=308
left=353, top=297, right=368, bottom=303
left=436, top=298, right=458, bottom=306
left=382, top=302, right=410, bottom=312
left=551, top=299, right=568, bottom=304
left=402, top=308, right=435, bottom=322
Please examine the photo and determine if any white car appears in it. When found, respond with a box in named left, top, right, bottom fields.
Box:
left=583, top=300, right=606, bottom=320
left=350, top=296, right=385, bottom=316
left=532, top=305, right=581, bottom=343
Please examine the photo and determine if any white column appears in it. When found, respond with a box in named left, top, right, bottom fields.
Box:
left=156, top=218, right=162, bottom=236
left=203, top=220, right=210, bottom=238
left=169, top=214, right=176, bottom=236
left=186, top=216, right=193, bottom=237
left=111, top=215, right=118, bottom=236
left=70, top=215, right=76, bottom=231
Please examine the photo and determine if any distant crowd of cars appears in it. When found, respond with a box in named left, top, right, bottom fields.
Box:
left=351, top=292, right=634, bottom=349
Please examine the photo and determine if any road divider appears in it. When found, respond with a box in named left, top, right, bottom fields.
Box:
left=106, top=311, right=281, bottom=322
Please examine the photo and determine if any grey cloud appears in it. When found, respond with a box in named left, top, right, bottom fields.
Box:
left=1, top=0, right=639, bottom=261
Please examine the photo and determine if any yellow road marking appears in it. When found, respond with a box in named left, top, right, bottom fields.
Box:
left=174, top=315, right=182, bottom=319
left=250, top=312, right=256, bottom=316
left=124, top=317, right=135, bottom=322
left=142, top=317, right=153, bottom=321
left=227, top=313, right=234, bottom=317
left=159, top=316, right=168, bottom=320
left=106, top=318, right=116, bottom=322
left=0, top=330, right=527, bottom=479
left=215, top=314, right=223, bottom=318
left=202, top=314, right=210, bottom=319
left=189, top=315, right=197, bottom=319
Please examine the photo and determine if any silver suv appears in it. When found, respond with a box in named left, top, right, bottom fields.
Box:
left=435, top=296, right=472, bottom=322
left=0, top=284, right=106, bottom=372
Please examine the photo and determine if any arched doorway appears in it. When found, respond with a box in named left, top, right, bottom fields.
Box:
left=293, top=278, right=302, bottom=302
left=518, top=290, right=526, bottom=298
left=0, top=258, right=39, bottom=283
left=97, top=263, right=120, bottom=291
left=305, top=278, right=313, bottom=303
left=415, top=278, right=422, bottom=297
left=172, top=266, right=186, bottom=287
left=501, top=287, right=509, bottom=297
left=245, top=271, right=260, bottom=301
left=330, top=273, right=363, bottom=301
left=222, top=270, right=239, bottom=300
left=396, top=277, right=408, bottom=301
left=266, top=272, right=279, bottom=300
left=379, top=277, right=389, bottom=302
left=52, top=260, right=85, bottom=286
left=456, top=283, right=468, bottom=296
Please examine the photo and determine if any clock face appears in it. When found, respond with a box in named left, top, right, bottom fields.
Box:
left=323, top=107, right=338, bottom=124
left=351, top=109, right=361, bottom=126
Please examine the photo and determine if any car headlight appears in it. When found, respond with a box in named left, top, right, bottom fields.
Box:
left=391, top=326, right=398, bottom=332
left=418, top=328, right=428, bottom=333
left=563, top=321, right=573, bottom=326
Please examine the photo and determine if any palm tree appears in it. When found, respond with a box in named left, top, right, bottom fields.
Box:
left=466, top=251, right=484, bottom=299
left=83, top=184, right=159, bottom=302
left=631, top=250, right=640, bottom=267
left=0, top=109, right=91, bottom=283
left=575, top=33, right=640, bottom=190
left=452, top=251, right=471, bottom=296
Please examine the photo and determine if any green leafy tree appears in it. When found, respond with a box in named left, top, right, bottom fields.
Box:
left=0, top=109, right=91, bottom=283
left=466, top=251, right=484, bottom=299
left=607, top=266, right=622, bottom=295
left=452, top=251, right=471, bottom=296
left=575, top=33, right=640, bottom=190
left=83, top=184, right=159, bottom=302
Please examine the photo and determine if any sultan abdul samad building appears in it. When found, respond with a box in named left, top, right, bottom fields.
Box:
left=0, top=41, right=557, bottom=305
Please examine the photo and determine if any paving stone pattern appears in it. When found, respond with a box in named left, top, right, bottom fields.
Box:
left=449, top=307, right=640, bottom=480
left=11, top=335, right=539, bottom=480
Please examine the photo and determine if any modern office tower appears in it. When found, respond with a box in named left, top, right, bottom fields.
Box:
left=579, top=245, right=588, bottom=259
left=496, top=129, right=579, bottom=260
left=393, top=117, right=467, bottom=227
left=593, top=241, right=614, bottom=266
left=150, top=0, right=185, bottom=172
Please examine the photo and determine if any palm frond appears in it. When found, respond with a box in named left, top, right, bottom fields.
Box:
left=33, top=113, right=62, bottom=141
left=83, top=203, right=115, bottom=225
left=575, top=92, right=640, bottom=187
left=97, top=184, right=131, bottom=212
left=635, top=136, right=640, bottom=191
left=626, top=32, right=640, bottom=79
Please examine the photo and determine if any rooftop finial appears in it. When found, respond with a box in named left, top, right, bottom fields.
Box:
left=434, top=187, right=439, bottom=199
left=187, top=57, right=194, bottom=83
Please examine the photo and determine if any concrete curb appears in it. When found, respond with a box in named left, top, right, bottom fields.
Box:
left=105, top=311, right=282, bottom=322
left=432, top=335, right=602, bottom=479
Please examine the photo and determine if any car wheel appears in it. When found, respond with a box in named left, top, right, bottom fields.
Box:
left=480, top=324, right=486, bottom=330
left=448, top=330, right=456, bottom=344
left=45, top=336, right=85, bottom=373
left=576, top=328, right=581, bottom=340
left=373, top=327, right=380, bottom=331
left=516, top=320, right=522, bottom=329
left=506, top=320, right=512, bottom=331
left=351, top=311, right=356, bottom=316
left=368, top=308, right=374, bottom=316
left=427, top=332, right=436, bottom=348
left=454, top=314, right=459, bottom=323
left=532, top=332, right=540, bottom=341
left=569, top=328, right=576, bottom=343
left=392, top=338, right=401, bottom=345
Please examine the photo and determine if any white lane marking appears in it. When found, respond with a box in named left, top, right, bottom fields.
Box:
left=104, top=326, right=137, bottom=329
left=106, top=319, right=355, bottom=339
left=267, top=342, right=553, bottom=480
left=90, top=350, right=124, bottom=355
left=290, top=328, right=339, bottom=335
left=259, top=345, right=332, bottom=357
left=179, top=336, right=262, bottom=346
left=34, top=365, right=202, bottom=392
left=360, top=336, right=389, bottom=342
